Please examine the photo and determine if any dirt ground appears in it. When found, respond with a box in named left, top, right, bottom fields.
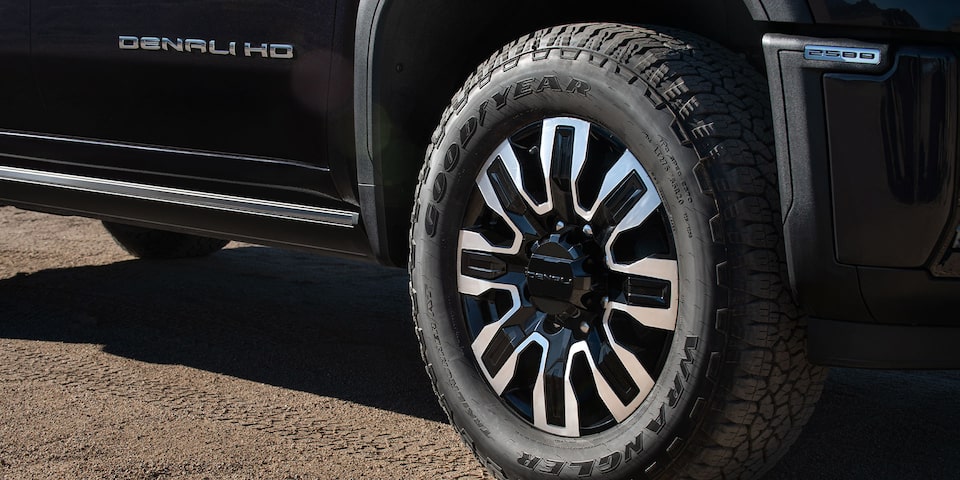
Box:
left=0, top=206, right=957, bottom=479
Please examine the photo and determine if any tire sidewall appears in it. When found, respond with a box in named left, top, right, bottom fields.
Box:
left=412, top=48, right=723, bottom=479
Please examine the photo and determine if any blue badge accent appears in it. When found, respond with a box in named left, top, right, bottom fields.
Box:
left=804, top=45, right=881, bottom=65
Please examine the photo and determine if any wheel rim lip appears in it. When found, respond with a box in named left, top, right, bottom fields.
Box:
left=455, top=116, right=681, bottom=438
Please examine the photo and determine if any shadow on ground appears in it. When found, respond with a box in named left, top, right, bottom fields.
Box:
left=0, top=245, right=957, bottom=478
left=0, top=245, right=446, bottom=423
left=765, top=367, right=959, bottom=479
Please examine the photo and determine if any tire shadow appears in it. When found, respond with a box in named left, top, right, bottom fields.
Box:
left=764, top=368, right=960, bottom=479
left=0, top=245, right=447, bottom=423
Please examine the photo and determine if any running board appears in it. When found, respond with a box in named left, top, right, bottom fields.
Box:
left=0, top=165, right=358, bottom=228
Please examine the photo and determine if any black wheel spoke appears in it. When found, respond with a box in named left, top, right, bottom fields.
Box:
left=540, top=118, right=591, bottom=224
left=607, top=258, right=679, bottom=331
left=594, top=171, right=647, bottom=231
left=622, top=275, right=672, bottom=310
left=463, top=140, right=556, bottom=255
left=477, top=306, right=541, bottom=379
left=460, top=249, right=514, bottom=281
left=572, top=149, right=646, bottom=227
left=533, top=329, right=580, bottom=435
left=486, top=157, right=548, bottom=240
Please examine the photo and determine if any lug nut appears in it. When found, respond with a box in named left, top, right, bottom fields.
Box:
left=555, top=221, right=565, bottom=231
left=582, top=224, right=594, bottom=237
left=579, top=321, right=590, bottom=334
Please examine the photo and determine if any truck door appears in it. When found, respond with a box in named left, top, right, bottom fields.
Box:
left=23, top=0, right=346, bottom=205
left=0, top=2, right=40, bottom=132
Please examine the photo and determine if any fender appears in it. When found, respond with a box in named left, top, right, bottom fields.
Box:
left=353, top=0, right=813, bottom=266
left=743, top=0, right=814, bottom=22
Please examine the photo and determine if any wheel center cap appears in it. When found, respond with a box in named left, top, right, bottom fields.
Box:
left=526, top=234, right=594, bottom=315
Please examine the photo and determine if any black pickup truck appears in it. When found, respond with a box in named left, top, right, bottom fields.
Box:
left=1, top=1, right=957, bottom=478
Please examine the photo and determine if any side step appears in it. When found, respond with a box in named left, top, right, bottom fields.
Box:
left=0, top=166, right=374, bottom=260
left=0, top=165, right=357, bottom=227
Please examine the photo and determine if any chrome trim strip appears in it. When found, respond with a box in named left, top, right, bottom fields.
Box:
left=0, top=165, right=357, bottom=228
left=0, top=130, right=328, bottom=171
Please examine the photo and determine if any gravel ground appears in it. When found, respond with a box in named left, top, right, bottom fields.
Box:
left=0, top=206, right=957, bottom=479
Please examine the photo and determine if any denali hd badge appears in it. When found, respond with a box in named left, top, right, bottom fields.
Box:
left=119, top=36, right=294, bottom=59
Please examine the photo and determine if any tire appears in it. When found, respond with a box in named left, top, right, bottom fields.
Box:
left=409, top=23, right=826, bottom=480
left=102, top=221, right=229, bottom=259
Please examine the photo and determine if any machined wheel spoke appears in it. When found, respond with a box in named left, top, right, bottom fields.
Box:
left=458, top=233, right=528, bottom=291
left=473, top=307, right=542, bottom=385
left=539, top=118, right=591, bottom=222
left=491, top=137, right=554, bottom=217
left=465, top=142, right=555, bottom=254
left=532, top=331, right=581, bottom=437
left=578, top=334, right=654, bottom=422
left=467, top=162, right=523, bottom=255
left=575, top=150, right=648, bottom=224
left=459, top=264, right=523, bottom=332
left=609, top=258, right=679, bottom=331
left=486, top=154, right=550, bottom=240
left=460, top=275, right=524, bottom=379
left=604, top=187, right=663, bottom=274
left=459, top=250, right=511, bottom=281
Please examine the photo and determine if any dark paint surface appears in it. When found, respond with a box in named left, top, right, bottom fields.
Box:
left=0, top=133, right=344, bottom=206
left=825, top=49, right=958, bottom=268
left=809, top=0, right=960, bottom=32
left=28, top=0, right=344, bottom=203
left=0, top=4, right=39, bottom=131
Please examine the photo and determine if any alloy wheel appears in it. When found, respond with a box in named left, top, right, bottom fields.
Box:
left=457, top=117, right=679, bottom=437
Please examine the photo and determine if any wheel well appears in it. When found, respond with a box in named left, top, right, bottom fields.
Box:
left=356, top=0, right=771, bottom=266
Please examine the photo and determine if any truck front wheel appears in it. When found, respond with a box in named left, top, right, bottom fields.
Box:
left=409, top=23, right=826, bottom=479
